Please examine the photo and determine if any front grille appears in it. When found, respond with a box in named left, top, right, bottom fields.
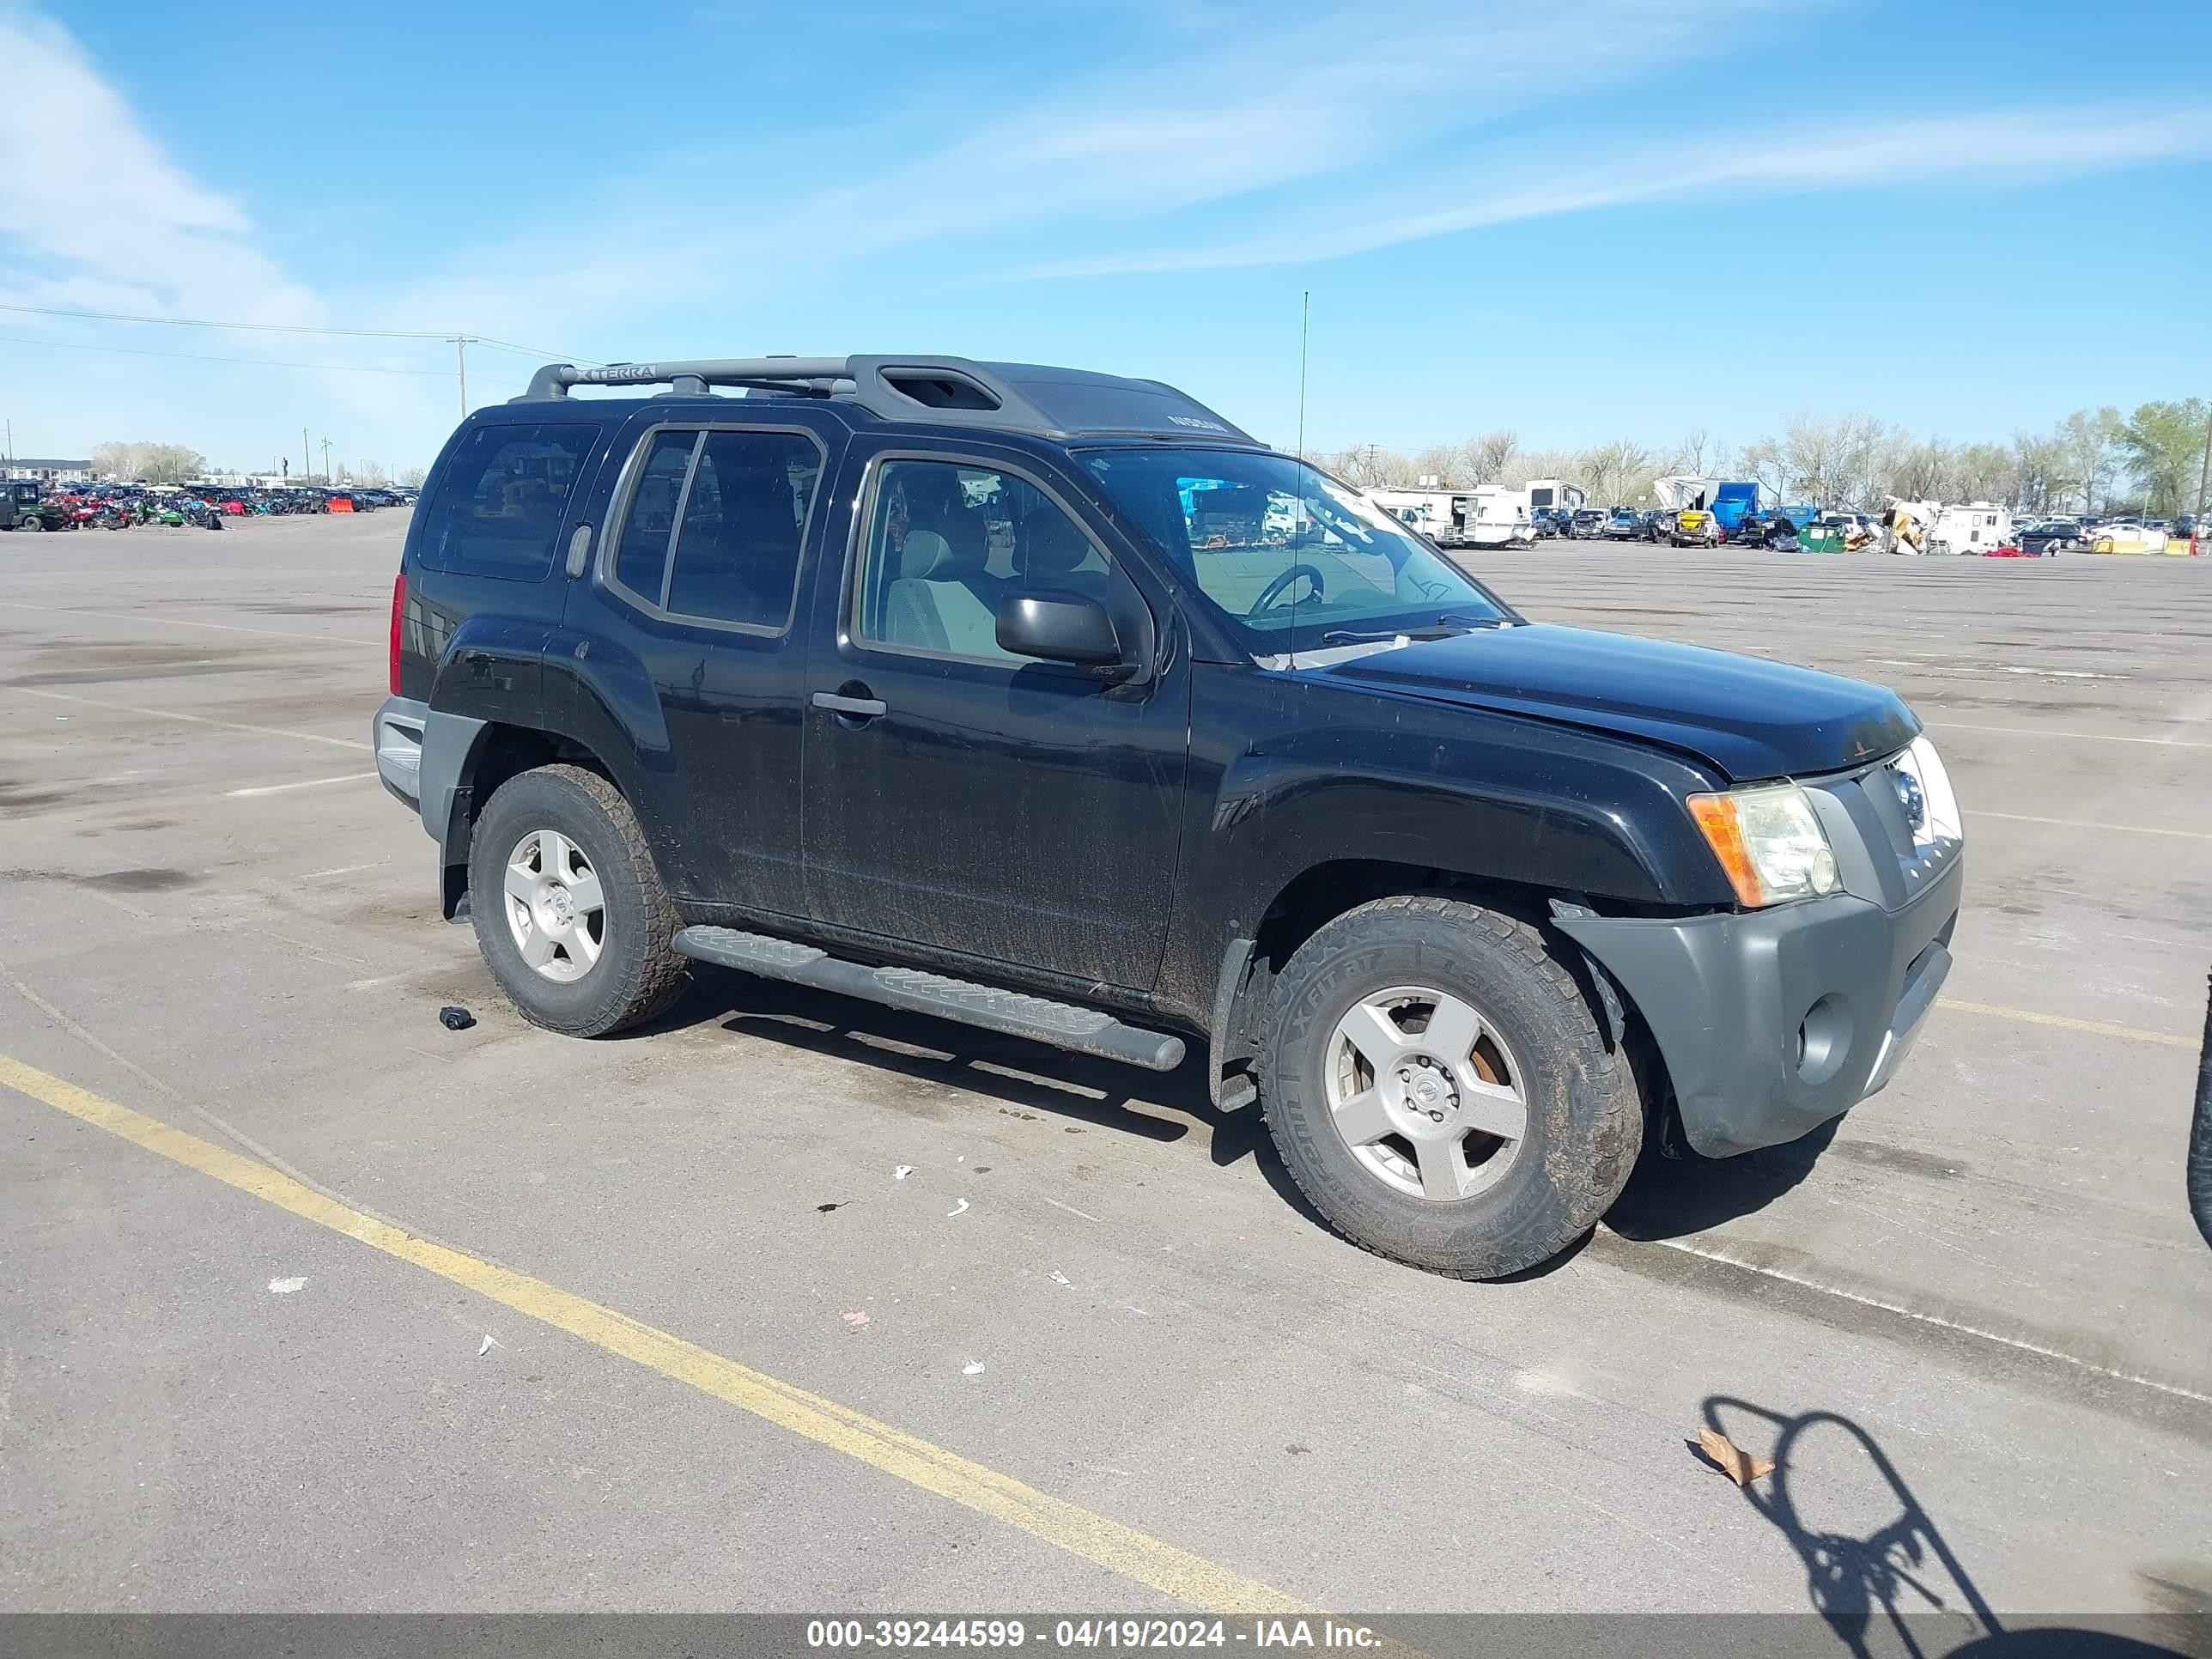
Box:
left=1805, top=751, right=1962, bottom=911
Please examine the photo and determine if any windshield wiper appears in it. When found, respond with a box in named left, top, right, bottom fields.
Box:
left=1318, top=613, right=1503, bottom=647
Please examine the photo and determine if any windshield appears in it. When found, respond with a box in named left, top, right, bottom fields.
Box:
left=1082, top=448, right=1509, bottom=652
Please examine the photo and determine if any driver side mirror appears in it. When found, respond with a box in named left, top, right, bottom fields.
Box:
left=995, top=590, right=1133, bottom=680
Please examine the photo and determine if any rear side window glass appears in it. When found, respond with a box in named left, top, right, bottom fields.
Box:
left=665, top=431, right=822, bottom=629
left=612, top=431, right=696, bottom=601
left=416, top=422, right=594, bottom=580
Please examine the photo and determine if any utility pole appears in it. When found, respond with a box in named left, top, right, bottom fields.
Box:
left=302, top=428, right=312, bottom=483
left=2196, top=405, right=2211, bottom=523
left=449, top=335, right=477, bottom=419
left=319, top=437, right=333, bottom=486
left=1295, top=291, right=1309, bottom=463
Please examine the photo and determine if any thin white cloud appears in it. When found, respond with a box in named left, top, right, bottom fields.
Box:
left=0, top=10, right=322, bottom=325
left=1019, top=106, right=2212, bottom=277
left=0, top=9, right=459, bottom=459
left=363, top=0, right=1792, bottom=348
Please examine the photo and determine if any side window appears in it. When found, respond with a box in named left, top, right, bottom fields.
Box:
left=611, top=431, right=696, bottom=602
left=854, top=460, right=1109, bottom=662
left=665, top=431, right=822, bottom=629
left=416, top=422, right=595, bottom=580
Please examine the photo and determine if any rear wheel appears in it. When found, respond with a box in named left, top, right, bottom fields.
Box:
left=1260, top=896, right=1641, bottom=1279
left=469, top=763, right=688, bottom=1036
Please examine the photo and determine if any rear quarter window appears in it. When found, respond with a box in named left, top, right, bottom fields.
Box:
left=414, top=422, right=598, bottom=580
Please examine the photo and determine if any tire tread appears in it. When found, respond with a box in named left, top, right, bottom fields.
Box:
left=471, top=763, right=688, bottom=1037
left=1258, top=893, right=1640, bottom=1279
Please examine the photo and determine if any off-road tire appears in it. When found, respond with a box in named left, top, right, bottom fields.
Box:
left=469, top=763, right=688, bottom=1037
left=1259, top=895, right=1641, bottom=1279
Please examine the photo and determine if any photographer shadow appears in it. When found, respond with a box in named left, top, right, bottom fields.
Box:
left=1699, top=1398, right=2193, bottom=1659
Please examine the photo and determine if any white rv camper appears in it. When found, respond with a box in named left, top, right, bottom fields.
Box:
left=1364, top=487, right=1469, bottom=546
left=1523, top=478, right=1586, bottom=516
left=1928, top=502, right=2013, bottom=556
left=1462, top=484, right=1535, bottom=546
left=1887, top=500, right=2014, bottom=556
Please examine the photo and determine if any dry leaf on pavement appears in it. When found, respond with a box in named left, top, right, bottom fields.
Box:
left=1695, top=1426, right=1776, bottom=1486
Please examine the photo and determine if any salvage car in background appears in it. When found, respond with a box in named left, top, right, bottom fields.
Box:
left=1, top=480, right=43, bottom=531
left=2089, top=521, right=2173, bottom=555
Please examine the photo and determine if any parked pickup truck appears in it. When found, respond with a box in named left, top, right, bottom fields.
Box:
left=375, top=354, right=1963, bottom=1279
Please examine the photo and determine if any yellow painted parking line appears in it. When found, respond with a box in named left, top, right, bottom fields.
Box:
left=0, top=1052, right=1316, bottom=1617
left=1926, top=720, right=2211, bottom=750
left=1966, top=809, right=2212, bottom=842
left=3, top=685, right=370, bottom=752
left=1936, top=999, right=2197, bottom=1051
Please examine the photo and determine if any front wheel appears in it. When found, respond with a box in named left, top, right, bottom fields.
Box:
left=1259, top=896, right=1641, bottom=1278
left=469, top=763, right=689, bottom=1036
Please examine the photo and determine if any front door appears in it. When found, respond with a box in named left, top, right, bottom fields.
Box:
left=801, top=447, right=1188, bottom=992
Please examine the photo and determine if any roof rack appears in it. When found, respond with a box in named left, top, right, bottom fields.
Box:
left=511, top=355, right=1261, bottom=446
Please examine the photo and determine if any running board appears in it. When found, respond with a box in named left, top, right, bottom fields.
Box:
left=672, top=926, right=1187, bottom=1073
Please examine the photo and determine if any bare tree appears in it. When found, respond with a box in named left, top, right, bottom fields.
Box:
left=1318, top=444, right=1422, bottom=488
left=1735, top=436, right=1789, bottom=502
left=398, top=465, right=428, bottom=488
left=1410, top=443, right=1463, bottom=486
left=1878, top=434, right=1954, bottom=503
left=1497, top=447, right=1583, bottom=491
left=1579, top=440, right=1656, bottom=507
left=89, top=440, right=206, bottom=483
left=2009, top=430, right=2073, bottom=514
left=1459, top=429, right=1518, bottom=483
left=1670, top=428, right=1720, bottom=475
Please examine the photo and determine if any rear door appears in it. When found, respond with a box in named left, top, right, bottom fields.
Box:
left=561, top=412, right=841, bottom=908
left=401, top=415, right=611, bottom=722
left=799, top=441, right=1189, bottom=992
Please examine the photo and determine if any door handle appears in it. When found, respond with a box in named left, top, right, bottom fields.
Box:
left=812, top=691, right=888, bottom=719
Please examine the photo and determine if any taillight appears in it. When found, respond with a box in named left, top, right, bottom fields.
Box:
left=388, top=570, right=407, bottom=696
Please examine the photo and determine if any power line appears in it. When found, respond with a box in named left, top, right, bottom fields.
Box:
left=0, top=301, right=598, bottom=366
left=0, top=331, right=462, bottom=376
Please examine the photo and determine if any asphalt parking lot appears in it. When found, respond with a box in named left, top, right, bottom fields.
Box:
left=2, top=514, right=2207, bottom=1638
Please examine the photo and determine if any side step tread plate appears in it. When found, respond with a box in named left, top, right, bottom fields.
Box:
left=672, top=926, right=1186, bottom=1073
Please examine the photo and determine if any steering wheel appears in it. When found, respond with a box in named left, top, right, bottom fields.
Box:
left=1248, top=563, right=1324, bottom=617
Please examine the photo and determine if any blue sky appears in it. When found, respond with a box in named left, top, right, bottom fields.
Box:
left=2, top=0, right=2208, bottom=473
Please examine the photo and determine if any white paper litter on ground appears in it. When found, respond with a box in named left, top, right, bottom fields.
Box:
left=267, top=1277, right=307, bottom=1295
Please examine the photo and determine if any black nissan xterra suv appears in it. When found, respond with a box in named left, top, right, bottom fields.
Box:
left=375, top=355, right=1962, bottom=1279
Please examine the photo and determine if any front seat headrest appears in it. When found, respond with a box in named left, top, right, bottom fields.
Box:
left=1020, top=510, right=1093, bottom=578
left=899, top=529, right=958, bottom=580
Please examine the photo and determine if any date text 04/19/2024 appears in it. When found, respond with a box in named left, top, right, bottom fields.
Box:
left=805, top=1620, right=1386, bottom=1650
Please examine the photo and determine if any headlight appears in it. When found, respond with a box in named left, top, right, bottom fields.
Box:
left=1687, top=781, right=1842, bottom=908
left=1893, top=735, right=1961, bottom=848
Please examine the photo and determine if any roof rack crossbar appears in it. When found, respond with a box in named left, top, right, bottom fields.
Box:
left=517, top=358, right=860, bottom=402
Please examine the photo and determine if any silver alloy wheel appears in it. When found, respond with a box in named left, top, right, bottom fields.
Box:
left=502, top=828, right=606, bottom=983
left=1323, top=984, right=1529, bottom=1202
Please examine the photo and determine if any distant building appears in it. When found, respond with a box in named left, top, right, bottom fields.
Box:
left=3, top=458, right=93, bottom=483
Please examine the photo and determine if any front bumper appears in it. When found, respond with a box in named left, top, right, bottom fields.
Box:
left=1555, top=848, right=1962, bottom=1158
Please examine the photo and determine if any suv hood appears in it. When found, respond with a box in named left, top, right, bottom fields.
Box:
left=1316, top=623, right=1917, bottom=781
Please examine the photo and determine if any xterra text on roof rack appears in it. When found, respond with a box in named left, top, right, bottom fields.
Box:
left=374, top=355, right=1963, bottom=1279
